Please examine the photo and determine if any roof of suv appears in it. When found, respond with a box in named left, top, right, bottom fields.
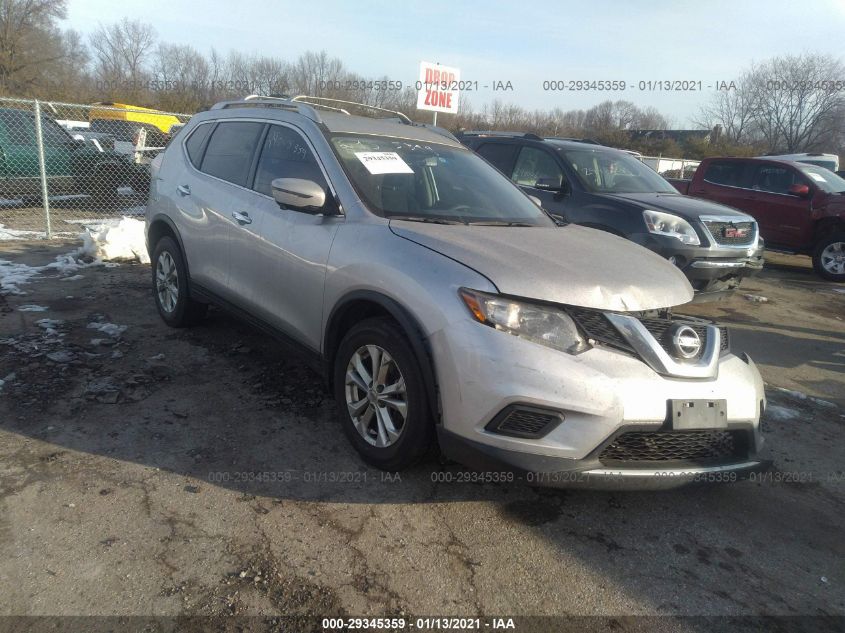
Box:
left=318, top=111, right=462, bottom=147
left=203, top=98, right=463, bottom=148
left=456, top=131, right=612, bottom=151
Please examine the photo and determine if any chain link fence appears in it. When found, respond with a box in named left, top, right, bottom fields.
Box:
left=0, top=97, right=192, bottom=239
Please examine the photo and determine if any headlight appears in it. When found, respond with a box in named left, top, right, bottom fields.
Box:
left=643, top=209, right=700, bottom=245
left=459, top=289, right=589, bottom=354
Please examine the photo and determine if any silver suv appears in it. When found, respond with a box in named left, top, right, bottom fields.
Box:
left=145, top=96, right=767, bottom=488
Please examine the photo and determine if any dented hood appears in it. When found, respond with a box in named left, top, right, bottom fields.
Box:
left=390, top=222, right=693, bottom=312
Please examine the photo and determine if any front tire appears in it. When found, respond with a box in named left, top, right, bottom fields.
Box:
left=333, top=318, right=433, bottom=470
left=812, top=232, right=845, bottom=281
left=151, top=236, right=207, bottom=327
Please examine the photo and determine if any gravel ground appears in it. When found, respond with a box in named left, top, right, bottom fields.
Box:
left=0, top=241, right=843, bottom=632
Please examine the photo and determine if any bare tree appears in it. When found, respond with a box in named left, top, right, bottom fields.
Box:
left=695, top=69, right=759, bottom=143
left=152, top=43, right=212, bottom=110
left=633, top=106, right=669, bottom=130
left=89, top=18, right=156, bottom=100
left=750, top=53, right=845, bottom=152
left=290, top=50, right=343, bottom=97
left=0, top=0, right=67, bottom=93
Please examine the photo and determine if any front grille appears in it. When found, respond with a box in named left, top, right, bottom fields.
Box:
left=639, top=318, right=729, bottom=357
left=703, top=220, right=756, bottom=246
left=566, top=307, right=630, bottom=350
left=567, top=308, right=729, bottom=357
left=486, top=406, right=563, bottom=439
left=599, top=430, right=747, bottom=464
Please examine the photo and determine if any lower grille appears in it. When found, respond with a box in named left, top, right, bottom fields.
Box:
left=599, top=430, right=747, bottom=464
left=486, top=406, right=563, bottom=439
left=703, top=220, right=756, bottom=246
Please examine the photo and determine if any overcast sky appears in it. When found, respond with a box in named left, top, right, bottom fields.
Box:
left=65, top=0, right=845, bottom=125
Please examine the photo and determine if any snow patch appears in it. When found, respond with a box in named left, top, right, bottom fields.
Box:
left=1, top=216, right=149, bottom=295
left=0, top=223, right=44, bottom=241
left=18, top=304, right=47, bottom=312
left=743, top=294, right=769, bottom=303
left=773, top=387, right=808, bottom=401
left=79, top=217, right=150, bottom=264
left=87, top=322, right=127, bottom=338
left=771, top=386, right=838, bottom=409
left=766, top=405, right=799, bottom=421
left=0, top=260, right=43, bottom=294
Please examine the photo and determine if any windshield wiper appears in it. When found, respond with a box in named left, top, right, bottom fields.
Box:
left=388, top=215, right=468, bottom=225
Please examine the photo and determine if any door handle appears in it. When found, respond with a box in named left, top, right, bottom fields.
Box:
left=231, top=211, right=252, bottom=225
left=177, top=184, right=191, bottom=196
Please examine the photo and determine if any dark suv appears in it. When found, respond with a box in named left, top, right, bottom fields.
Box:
left=458, top=132, right=764, bottom=298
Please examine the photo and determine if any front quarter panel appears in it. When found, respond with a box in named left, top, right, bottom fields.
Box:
left=322, top=223, right=496, bottom=351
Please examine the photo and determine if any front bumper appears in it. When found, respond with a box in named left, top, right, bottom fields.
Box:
left=438, top=428, right=769, bottom=490
left=632, top=233, right=764, bottom=292
left=431, top=319, right=766, bottom=490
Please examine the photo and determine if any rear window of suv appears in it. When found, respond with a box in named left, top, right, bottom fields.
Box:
left=703, top=161, right=748, bottom=187
left=184, top=123, right=213, bottom=168
left=199, top=121, right=264, bottom=187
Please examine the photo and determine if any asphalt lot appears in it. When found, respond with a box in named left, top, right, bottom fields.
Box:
left=0, top=240, right=843, bottom=631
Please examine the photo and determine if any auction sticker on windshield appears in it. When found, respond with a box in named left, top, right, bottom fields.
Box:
left=355, top=151, right=414, bottom=175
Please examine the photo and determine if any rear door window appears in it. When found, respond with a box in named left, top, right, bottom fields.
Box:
left=476, top=142, right=518, bottom=175
left=199, top=121, right=265, bottom=187
left=184, top=123, right=213, bottom=168
left=702, top=160, right=749, bottom=188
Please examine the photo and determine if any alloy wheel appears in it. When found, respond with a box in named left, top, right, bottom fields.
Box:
left=820, top=241, right=845, bottom=275
left=156, top=251, right=179, bottom=313
left=344, top=344, right=408, bottom=448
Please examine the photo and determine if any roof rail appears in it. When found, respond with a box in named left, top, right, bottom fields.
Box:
left=457, top=130, right=543, bottom=140
left=546, top=136, right=602, bottom=145
left=292, top=95, right=412, bottom=124
left=210, top=95, right=325, bottom=124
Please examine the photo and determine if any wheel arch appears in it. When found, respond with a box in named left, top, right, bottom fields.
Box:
left=147, top=214, right=190, bottom=276
left=324, top=290, right=441, bottom=423
left=813, top=217, right=845, bottom=243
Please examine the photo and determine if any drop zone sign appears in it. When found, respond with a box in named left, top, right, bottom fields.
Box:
left=416, top=61, right=460, bottom=114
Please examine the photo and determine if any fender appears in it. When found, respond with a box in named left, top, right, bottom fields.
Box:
left=324, top=290, right=442, bottom=423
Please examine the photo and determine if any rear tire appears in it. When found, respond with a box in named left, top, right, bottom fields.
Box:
left=151, top=236, right=207, bottom=327
left=812, top=232, right=845, bottom=281
left=333, top=317, right=433, bottom=470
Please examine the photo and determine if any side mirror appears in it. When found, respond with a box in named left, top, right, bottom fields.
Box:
left=271, top=178, right=327, bottom=213
left=527, top=194, right=542, bottom=208
left=788, top=183, right=810, bottom=197
left=535, top=177, right=569, bottom=195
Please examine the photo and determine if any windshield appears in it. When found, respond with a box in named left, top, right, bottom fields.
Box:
left=329, top=134, right=554, bottom=226
left=558, top=148, right=679, bottom=194
left=798, top=164, right=845, bottom=193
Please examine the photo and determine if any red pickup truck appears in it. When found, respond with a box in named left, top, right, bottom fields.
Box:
left=668, top=157, right=845, bottom=281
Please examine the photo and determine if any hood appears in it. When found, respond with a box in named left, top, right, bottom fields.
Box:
left=599, top=192, right=753, bottom=220
left=390, top=222, right=693, bottom=312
